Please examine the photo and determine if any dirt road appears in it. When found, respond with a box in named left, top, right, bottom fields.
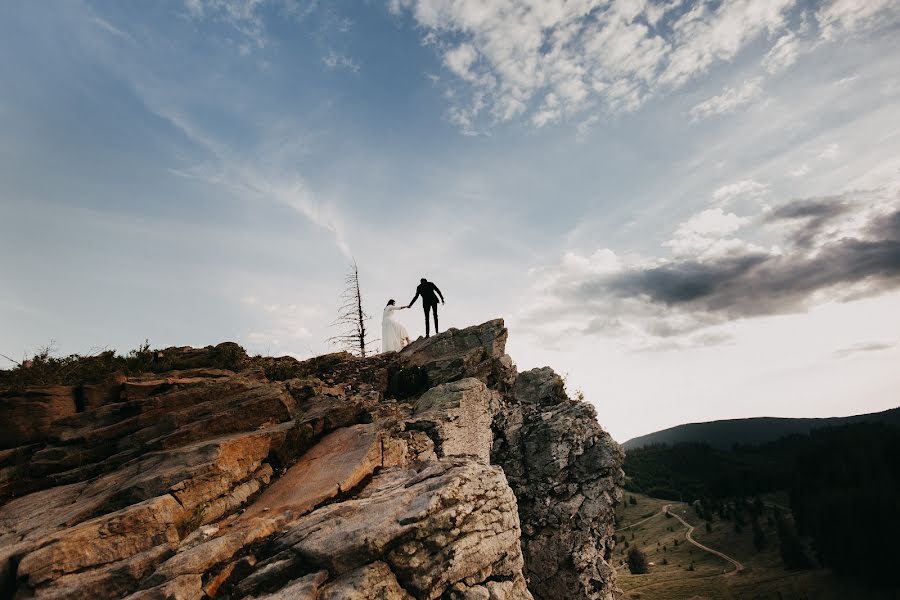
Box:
left=664, top=504, right=744, bottom=574
left=615, top=507, right=664, bottom=532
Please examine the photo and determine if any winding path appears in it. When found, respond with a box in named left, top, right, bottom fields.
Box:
left=663, top=504, right=744, bottom=574
left=614, top=506, right=665, bottom=532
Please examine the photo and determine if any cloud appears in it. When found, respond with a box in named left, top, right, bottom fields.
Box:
left=817, top=0, right=900, bottom=41
left=868, top=206, right=900, bottom=241
left=833, top=340, right=896, bottom=358
left=240, top=299, right=321, bottom=351
left=761, top=31, right=801, bottom=73
left=788, top=163, right=810, bottom=177
left=143, top=93, right=352, bottom=257
left=524, top=188, right=900, bottom=343
left=712, top=179, right=769, bottom=205
left=659, top=0, right=794, bottom=86
left=606, top=221, right=899, bottom=321
left=443, top=43, right=478, bottom=79
left=833, top=75, right=858, bottom=87
left=764, top=196, right=850, bottom=248
left=185, top=0, right=269, bottom=48
left=664, top=207, right=751, bottom=258
left=575, top=113, right=600, bottom=141
left=817, top=142, right=840, bottom=159
left=390, top=0, right=900, bottom=132
left=389, top=0, right=794, bottom=130
left=688, top=77, right=764, bottom=121
left=183, top=0, right=319, bottom=49
left=322, top=49, right=360, bottom=72
left=90, top=17, right=136, bottom=43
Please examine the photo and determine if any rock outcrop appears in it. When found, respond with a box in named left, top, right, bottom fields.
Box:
left=0, top=320, right=623, bottom=599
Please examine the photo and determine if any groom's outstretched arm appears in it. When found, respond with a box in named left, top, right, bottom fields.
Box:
left=408, top=291, right=420, bottom=307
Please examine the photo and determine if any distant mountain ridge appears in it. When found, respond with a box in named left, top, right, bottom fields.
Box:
left=623, top=406, right=900, bottom=450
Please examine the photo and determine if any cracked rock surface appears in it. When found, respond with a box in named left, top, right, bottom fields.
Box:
left=0, top=320, right=622, bottom=599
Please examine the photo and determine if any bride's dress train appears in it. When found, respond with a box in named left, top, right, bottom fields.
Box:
left=382, top=305, right=411, bottom=353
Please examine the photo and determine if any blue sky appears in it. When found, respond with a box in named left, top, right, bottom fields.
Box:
left=2, top=0, right=899, bottom=441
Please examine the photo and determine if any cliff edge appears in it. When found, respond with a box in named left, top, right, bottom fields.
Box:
left=0, top=320, right=624, bottom=600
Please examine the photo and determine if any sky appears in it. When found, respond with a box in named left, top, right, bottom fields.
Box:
left=1, top=0, right=899, bottom=442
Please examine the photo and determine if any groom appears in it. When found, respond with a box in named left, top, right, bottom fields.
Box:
left=408, top=277, right=445, bottom=338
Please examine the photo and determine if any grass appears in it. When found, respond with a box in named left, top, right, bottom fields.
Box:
left=0, top=341, right=252, bottom=389
left=176, top=503, right=208, bottom=539
left=614, top=492, right=891, bottom=600
left=615, top=494, right=731, bottom=597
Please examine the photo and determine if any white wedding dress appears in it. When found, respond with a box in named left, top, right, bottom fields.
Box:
left=382, top=305, right=411, bottom=353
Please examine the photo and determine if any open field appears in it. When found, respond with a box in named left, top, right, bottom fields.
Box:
left=613, top=492, right=894, bottom=600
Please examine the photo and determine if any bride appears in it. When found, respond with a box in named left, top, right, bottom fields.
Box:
left=382, top=299, right=412, bottom=353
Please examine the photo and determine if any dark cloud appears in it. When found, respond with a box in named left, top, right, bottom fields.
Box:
left=527, top=191, right=900, bottom=343
left=580, top=204, right=900, bottom=320
left=766, top=197, right=848, bottom=221
left=599, top=254, right=768, bottom=306
left=764, top=197, right=851, bottom=248
left=867, top=208, right=900, bottom=242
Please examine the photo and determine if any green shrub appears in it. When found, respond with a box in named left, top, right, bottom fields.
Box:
left=627, top=547, right=649, bottom=574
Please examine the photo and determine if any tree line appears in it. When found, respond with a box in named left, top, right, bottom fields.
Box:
left=624, top=422, right=900, bottom=586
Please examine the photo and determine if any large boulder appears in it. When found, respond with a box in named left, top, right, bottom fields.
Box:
left=389, top=320, right=515, bottom=398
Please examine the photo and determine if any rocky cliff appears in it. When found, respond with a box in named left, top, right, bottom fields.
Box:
left=0, top=320, right=624, bottom=600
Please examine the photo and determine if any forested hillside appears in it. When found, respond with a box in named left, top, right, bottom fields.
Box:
left=624, top=422, right=900, bottom=587
left=623, top=407, right=900, bottom=450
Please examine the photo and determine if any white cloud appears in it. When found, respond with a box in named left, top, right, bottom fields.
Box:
left=142, top=95, right=352, bottom=257
left=659, top=0, right=795, bottom=87
left=788, top=163, right=810, bottom=177
left=390, top=0, right=797, bottom=130
left=561, top=248, right=622, bottom=276
left=712, top=179, right=769, bottom=205
left=185, top=0, right=205, bottom=16
left=817, top=0, right=900, bottom=41
left=664, top=207, right=752, bottom=258
left=90, top=17, right=136, bottom=43
left=761, top=32, right=801, bottom=73
left=241, top=300, right=320, bottom=351
left=184, top=0, right=320, bottom=49
left=817, top=142, right=840, bottom=159
left=391, top=0, right=900, bottom=133
left=184, top=0, right=269, bottom=48
left=688, top=77, right=764, bottom=121
left=575, top=113, right=600, bottom=141
left=674, top=207, right=749, bottom=237
left=833, top=75, right=858, bottom=87
left=322, top=49, right=360, bottom=72
left=443, top=43, right=478, bottom=79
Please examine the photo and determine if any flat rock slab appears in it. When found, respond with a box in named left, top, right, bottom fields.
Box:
left=241, top=424, right=381, bottom=521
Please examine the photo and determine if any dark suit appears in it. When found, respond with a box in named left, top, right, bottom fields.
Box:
left=409, top=281, right=444, bottom=337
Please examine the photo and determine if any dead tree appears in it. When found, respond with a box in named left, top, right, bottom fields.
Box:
left=328, top=260, right=376, bottom=357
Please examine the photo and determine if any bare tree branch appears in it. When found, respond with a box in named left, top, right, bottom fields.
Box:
left=0, top=352, right=21, bottom=367
left=327, top=260, right=377, bottom=358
